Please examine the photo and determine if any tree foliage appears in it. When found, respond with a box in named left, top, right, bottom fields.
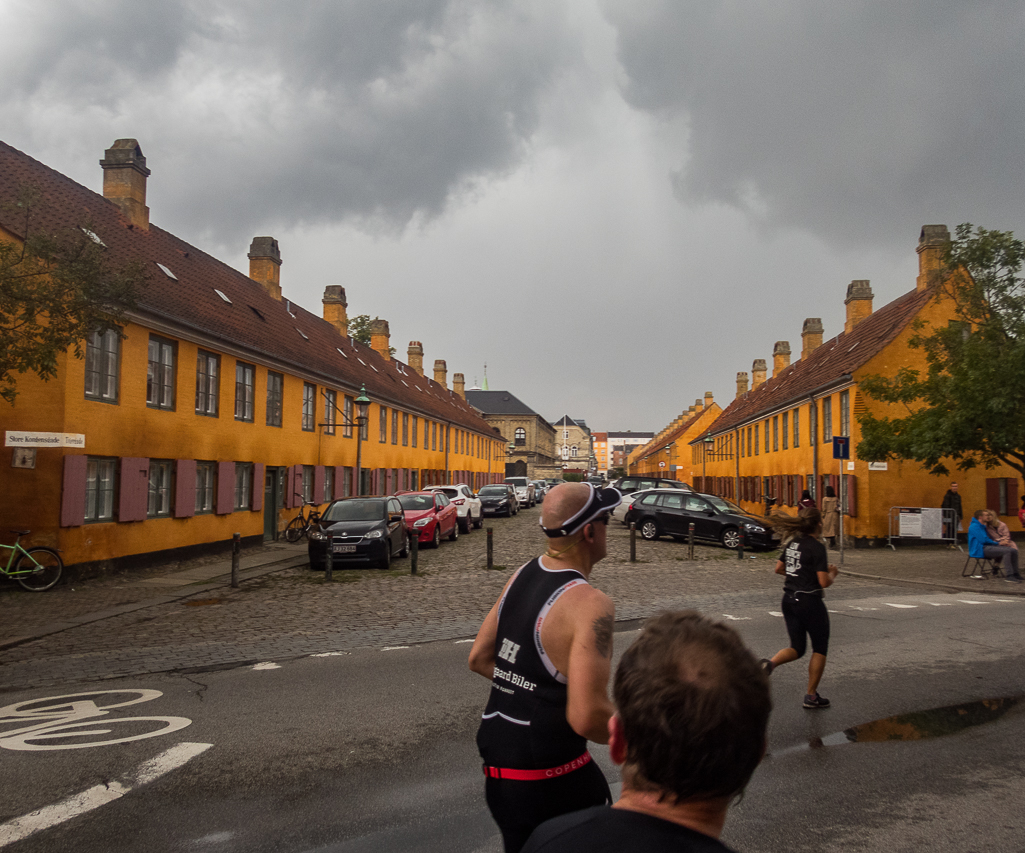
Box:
left=857, top=223, right=1025, bottom=485
left=0, top=191, right=147, bottom=405
left=347, top=313, right=395, bottom=356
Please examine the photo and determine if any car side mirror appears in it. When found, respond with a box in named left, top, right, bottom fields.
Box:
left=389, top=513, right=403, bottom=522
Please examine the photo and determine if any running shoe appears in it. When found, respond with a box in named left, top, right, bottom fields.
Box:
left=803, top=693, right=830, bottom=709
left=758, top=659, right=774, bottom=675
left=1004, top=575, right=1023, bottom=584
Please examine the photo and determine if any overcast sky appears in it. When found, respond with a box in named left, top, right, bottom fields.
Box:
left=3, top=1, right=1023, bottom=432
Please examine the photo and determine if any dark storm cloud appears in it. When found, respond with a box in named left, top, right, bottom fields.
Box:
left=0, top=1, right=581, bottom=243
left=603, top=1, right=1025, bottom=247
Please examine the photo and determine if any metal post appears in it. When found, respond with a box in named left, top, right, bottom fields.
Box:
left=737, top=528, right=745, bottom=560
left=688, top=522, right=695, bottom=561
left=355, top=429, right=364, bottom=496
left=629, top=523, right=637, bottom=562
left=486, top=527, right=494, bottom=570
left=410, top=534, right=418, bottom=575
left=231, top=533, right=241, bottom=588
left=839, top=461, right=845, bottom=566
left=325, top=543, right=333, bottom=582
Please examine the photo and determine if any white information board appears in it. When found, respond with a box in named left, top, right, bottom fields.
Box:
left=5, top=431, right=85, bottom=448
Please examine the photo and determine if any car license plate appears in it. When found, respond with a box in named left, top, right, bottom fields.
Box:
left=332, top=544, right=357, bottom=554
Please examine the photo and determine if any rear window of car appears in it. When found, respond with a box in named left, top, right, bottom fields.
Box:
left=434, top=488, right=458, bottom=498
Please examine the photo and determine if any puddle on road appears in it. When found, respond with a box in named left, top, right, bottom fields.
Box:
left=771, top=697, right=1020, bottom=757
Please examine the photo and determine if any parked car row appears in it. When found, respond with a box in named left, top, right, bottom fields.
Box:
left=307, top=481, right=543, bottom=570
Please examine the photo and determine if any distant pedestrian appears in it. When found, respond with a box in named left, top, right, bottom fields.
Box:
left=761, top=508, right=839, bottom=709
left=941, top=482, right=963, bottom=546
left=798, top=490, right=816, bottom=510
left=821, top=486, right=839, bottom=549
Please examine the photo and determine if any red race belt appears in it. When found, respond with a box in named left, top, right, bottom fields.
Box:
left=483, top=751, right=592, bottom=781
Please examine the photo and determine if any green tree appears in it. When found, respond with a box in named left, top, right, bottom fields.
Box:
left=857, top=223, right=1025, bottom=488
left=0, top=192, right=147, bottom=405
left=347, top=313, right=373, bottom=345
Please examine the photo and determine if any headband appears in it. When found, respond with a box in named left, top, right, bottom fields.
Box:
left=540, top=484, right=622, bottom=538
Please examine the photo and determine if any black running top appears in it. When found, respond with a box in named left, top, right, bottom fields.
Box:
left=476, top=557, right=590, bottom=768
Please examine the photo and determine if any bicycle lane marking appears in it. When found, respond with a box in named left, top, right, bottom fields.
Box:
left=0, top=741, right=212, bottom=848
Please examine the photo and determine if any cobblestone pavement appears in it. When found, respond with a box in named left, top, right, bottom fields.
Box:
left=0, top=506, right=1008, bottom=692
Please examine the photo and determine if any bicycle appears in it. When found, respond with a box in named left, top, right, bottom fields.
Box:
left=283, top=498, right=322, bottom=543
left=0, top=530, right=63, bottom=591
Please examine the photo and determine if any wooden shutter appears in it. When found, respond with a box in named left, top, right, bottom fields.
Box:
left=61, top=454, right=87, bottom=527
left=1008, top=479, right=1019, bottom=517
left=217, top=461, right=235, bottom=514
left=252, top=463, right=265, bottom=512
left=845, top=474, right=858, bottom=517
left=120, top=457, right=149, bottom=522
left=175, top=459, right=196, bottom=519
left=986, top=479, right=1000, bottom=513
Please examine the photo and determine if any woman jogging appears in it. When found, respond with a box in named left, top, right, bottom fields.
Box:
left=760, top=508, right=839, bottom=709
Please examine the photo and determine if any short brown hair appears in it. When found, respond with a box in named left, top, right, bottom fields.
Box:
left=613, top=611, right=770, bottom=803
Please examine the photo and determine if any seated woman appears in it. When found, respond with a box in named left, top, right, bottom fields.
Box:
left=986, top=510, right=1018, bottom=551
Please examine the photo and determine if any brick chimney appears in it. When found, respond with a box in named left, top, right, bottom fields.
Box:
left=704, top=391, right=714, bottom=410
left=844, top=280, right=874, bottom=333
left=736, top=372, right=749, bottom=398
left=248, top=237, right=282, bottom=300
left=434, top=359, right=447, bottom=389
left=751, top=359, right=767, bottom=390
left=453, top=373, right=466, bottom=399
left=100, top=139, right=150, bottom=230
left=369, top=319, right=391, bottom=361
left=801, top=318, right=824, bottom=359
left=407, top=342, right=424, bottom=376
left=917, top=225, right=951, bottom=291
left=772, top=341, right=791, bottom=377
left=322, top=286, right=348, bottom=335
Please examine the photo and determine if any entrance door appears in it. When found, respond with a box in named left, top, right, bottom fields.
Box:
left=264, top=467, right=284, bottom=541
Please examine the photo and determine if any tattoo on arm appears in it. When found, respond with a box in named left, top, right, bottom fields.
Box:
left=592, top=613, right=614, bottom=658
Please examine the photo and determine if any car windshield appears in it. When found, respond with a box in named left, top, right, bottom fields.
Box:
left=323, top=500, right=385, bottom=522
left=479, top=486, right=507, bottom=496
left=432, top=488, right=458, bottom=498
left=505, top=478, right=528, bottom=487
left=705, top=496, right=744, bottom=514
left=399, top=494, right=436, bottom=511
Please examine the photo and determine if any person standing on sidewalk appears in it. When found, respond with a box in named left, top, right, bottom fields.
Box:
left=468, top=482, right=622, bottom=852
left=821, top=486, right=840, bottom=549
left=942, top=482, right=963, bottom=546
left=761, top=508, right=839, bottom=709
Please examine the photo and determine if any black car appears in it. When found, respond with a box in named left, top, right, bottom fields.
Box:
left=308, top=496, right=408, bottom=570
left=608, top=476, right=692, bottom=495
left=478, top=484, right=518, bottom=517
left=624, top=491, right=772, bottom=550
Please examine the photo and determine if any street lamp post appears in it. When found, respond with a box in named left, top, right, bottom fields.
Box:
left=702, top=432, right=714, bottom=490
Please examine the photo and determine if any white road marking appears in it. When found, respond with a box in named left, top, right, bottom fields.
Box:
left=926, top=602, right=952, bottom=606
left=847, top=606, right=879, bottom=611
left=252, top=662, right=280, bottom=670
left=382, top=646, right=409, bottom=651
left=453, top=639, right=474, bottom=644
left=722, top=615, right=751, bottom=621
left=993, top=599, right=1019, bottom=602
left=311, top=652, right=350, bottom=657
left=0, top=742, right=211, bottom=847
left=957, top=600, right=989, bottom=605
left=769, top=611, right=783, bottom=617
left=885, top=603, right=918, bottom=609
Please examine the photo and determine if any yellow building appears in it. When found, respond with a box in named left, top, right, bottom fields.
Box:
left=0, top=139, right=505, bottom=574
left=690, top=226, right=1022, bottom=543
left=628, top=395, right=722, bottom=484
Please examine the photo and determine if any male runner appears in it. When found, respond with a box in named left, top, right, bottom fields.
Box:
left=468, top=482, right=622, bottom=852
left=522, top=611, right=772, bottom=852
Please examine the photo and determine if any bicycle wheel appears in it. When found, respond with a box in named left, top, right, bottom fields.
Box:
left=15, top=547, right=62, bottom=591
left=283, top=516, right=306, bottom=543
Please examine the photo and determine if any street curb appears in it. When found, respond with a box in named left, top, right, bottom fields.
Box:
left=0, top=554, right=311, bottom=653
left=838, top=567, right=1025, bottom=596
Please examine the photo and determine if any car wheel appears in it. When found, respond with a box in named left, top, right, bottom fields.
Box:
left=721, top=527, right=741, bottom=550
left=639, top=519, right=660, bottom=541
left=460, top=514, right=472, bottom=534
left=473, top=512, right=483, bottom=529
left=449, top=519, right=459, bottom=541
left=378, top=543, right=392, bottom=570
left=431, top=525, right=441, bottom=548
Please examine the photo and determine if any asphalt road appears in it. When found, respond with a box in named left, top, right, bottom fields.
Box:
left=3, top=581, right=1025, bottom=853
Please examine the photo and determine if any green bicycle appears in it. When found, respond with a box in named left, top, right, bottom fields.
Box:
left=1, top=531, right=63, bottom=591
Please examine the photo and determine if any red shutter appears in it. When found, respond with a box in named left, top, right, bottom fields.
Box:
left=314, top=466, right=325, bottom=503
left=845, top=474, right=857, bottom=517
left=120, top=457, right=149, bottom=522
left=986, top=479, right=1000, bottom=513
left=175, top=459, right=196, bottom=518
left=252, top=463, right=265, bottom=512
left=217, top=461, right=235, bottom=514
left=795, top=475, right=804, bottom=502
left=1008, top=479, right=1019, bottom=517
left=61, top=454, right=87, bottom=527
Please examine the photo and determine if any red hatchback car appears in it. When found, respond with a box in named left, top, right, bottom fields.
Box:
left=397, top=491, right=459, bottom=548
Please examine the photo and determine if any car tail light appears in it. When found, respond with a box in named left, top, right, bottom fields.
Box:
left=452, top=498, right=465, bottom=505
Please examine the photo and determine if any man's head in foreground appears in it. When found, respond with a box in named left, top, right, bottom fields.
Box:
left=612, top=610, right=771, bottom=807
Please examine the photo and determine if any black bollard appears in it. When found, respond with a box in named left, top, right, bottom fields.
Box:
left=325, top=543, right=333, bottom=582
left=737, top=528, right=745, bottom=560
left=231, top=532, right=241, bottom=588
left=688, top=523, right=695, bottom=561
left=410, top=534, right=418, bottom=575
left=630, top=523, right=637, bottom=563
left=487, top=528, right=494, bottom=570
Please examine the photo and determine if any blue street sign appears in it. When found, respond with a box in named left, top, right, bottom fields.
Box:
left=832, top=436, right=850, bottom=460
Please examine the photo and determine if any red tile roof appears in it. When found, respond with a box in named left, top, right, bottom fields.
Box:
left=699, top=286, right=933, bottom=439
left=0, top=140, right=496, bottom=435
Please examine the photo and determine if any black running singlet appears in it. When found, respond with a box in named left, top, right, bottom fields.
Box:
left=476, top=557, right=590, bottom=769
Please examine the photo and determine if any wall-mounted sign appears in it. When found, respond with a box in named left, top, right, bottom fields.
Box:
left=5, top=431, right=85, bottom=448
left=868, top=461, right=888, bottom=471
